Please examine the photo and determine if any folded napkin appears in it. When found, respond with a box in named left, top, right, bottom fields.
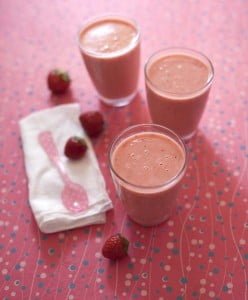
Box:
left=19, top=103, right=113, bottom=233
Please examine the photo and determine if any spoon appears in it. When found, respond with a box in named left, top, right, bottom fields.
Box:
left=38, top=131, right=88, bottom=213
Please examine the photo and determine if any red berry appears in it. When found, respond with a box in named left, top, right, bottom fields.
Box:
left=79, top=111, right=104, bottom=137
left=102, top=233, right=129, bottom=260
left=64, top=137, right=87, bottom=160
left=47, top=69, right=71, bottom=94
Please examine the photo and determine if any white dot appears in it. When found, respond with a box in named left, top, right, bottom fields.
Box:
left=4, top=286, right=9, bottom=290
left=205, top=192, right=212, bottom=199
left=40, top=273, right=47, bottom=278
left=239, top=239, right=246, bottom=245
left=125, top=280, right=131, bottom=286
left=186, top=266, right=191, bottom=272
left=168, top=220, right=174, bottom=227
left=95, top=252, right=101, bottom=258
left=233, top=171, right=240, bottom=177
left=198, top=240, right=203, bottom=245
left=219, top=201, right=226, bottom=206
left=209, top=181, right=215, bottom=186
left=169, top=232, right=174, bottom=237
left=122, top=292, right=127, bottom=296
left=140, top=258, right=146, bottom=265
left=209, top=291, right=215, bottom=297
left=141, top=290, right=147, bottom=296
left=131, top=258, right=136, bottom=263
left=185, top=203, right=191, bottom=209
left=209, top=244, right=215, bottom=250
left=164, top=265, right=171, bottom=271
left=68, top=295, right=74, bottom=300
left=191, top=239, right=198, bottom=245
left=11, top=291, right=16, bottom=296
left=166, top=242, right=174, bottom=249
left=95, top=238, right=101, bottom=243
left=20, top=261, right=26, bottom=267
left=73, top=236, right=78, bottom=241
left=227, top=282, right=233, bottom=289
left=200, top=279, right=206, bottom=285
left=58, top=233, right=65, bottom=240
left=2, top=268, right=8, bottom=274
left=190, top=252, right=195, bottom=257
left=126, top=273, right=132, bottom=279
left=13, top=225, right=19, bottom=231
left=200, top=287, right=206, bottom=294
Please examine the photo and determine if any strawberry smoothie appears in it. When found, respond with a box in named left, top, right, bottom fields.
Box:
left=145, top=48, right=214, bottom=140
left=78, top=16, right=140, bottom=107
left=109, top=124, right=187, bottom=226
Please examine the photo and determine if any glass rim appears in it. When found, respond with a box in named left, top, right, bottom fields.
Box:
left=77, top=14, right=140, bottom=58
left=108, top=123, right=188, bottom=191
left=144, top=47, right=214, bottom=98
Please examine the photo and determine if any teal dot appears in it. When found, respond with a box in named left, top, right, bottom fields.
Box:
left=97, top=268, right=104, bottom=274
left=69, top=265, right=77, bottom=271
left=5, top=274, right=11, bottom=281
left=208, top=251, right=215, bottom=257
left=48, top=248, right=55, bottom=256
left=82, top=260, right=89, bottom=266
left=69, top=283, right=75, bottom=289
left=212, top=267, right=219, bottom=274
left=223, top=285, right=229, bottom=292
left=180, top=277, right=188, bottom=284
left=133, top=274, right=139, bottom=281
left=128, top=263, right=134, bottom=269
left=38, top=282, right=44, bottom=288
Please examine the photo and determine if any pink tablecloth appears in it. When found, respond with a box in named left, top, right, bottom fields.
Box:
left=0, top=1, right=247, bottom=299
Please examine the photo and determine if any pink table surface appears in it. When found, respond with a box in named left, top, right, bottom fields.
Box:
left=0, top=1, right=248, bottom=299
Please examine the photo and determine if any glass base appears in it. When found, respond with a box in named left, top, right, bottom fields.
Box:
left=181, top=129, right=197, bottom=142
left=99, top=90, right=137, bottom=107
left=128, top=214, right=170, bottom=227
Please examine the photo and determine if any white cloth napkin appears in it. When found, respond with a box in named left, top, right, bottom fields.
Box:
left=19, top=103, right=113, bottom=233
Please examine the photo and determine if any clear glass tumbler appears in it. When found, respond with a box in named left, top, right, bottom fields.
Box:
left=78, top=15, right=140, bottom=107
left=145, top=48, right=214, bottom=140
left=109, top=124, right=188, bottom=226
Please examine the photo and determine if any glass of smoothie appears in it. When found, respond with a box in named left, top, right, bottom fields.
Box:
left=145, top=48, right=214, bottom=140
left=109, top=124, right=187, bottom=226
left=78, top=15, right=140, bottom=107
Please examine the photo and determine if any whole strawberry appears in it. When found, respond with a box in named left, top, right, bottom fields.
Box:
left=64, top=137, right=87, bottom=160
left=47, top=69, right=71, bottom=94
left=79, top=111, right=104, bottom=137
left=102, top=233, right=129, bottom=260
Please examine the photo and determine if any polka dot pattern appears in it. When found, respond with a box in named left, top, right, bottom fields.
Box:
left=0, top=1, right=247, bottom=299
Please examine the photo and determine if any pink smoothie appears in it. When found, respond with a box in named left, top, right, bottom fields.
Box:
left=145, top=49, right=214, bottom=140
left=79, top=16, right=140, bottom=106
left=110, top=130, right=186, bottom=226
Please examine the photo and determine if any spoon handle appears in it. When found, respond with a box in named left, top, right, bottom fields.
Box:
left=38, top=131, right=69, bottom=182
